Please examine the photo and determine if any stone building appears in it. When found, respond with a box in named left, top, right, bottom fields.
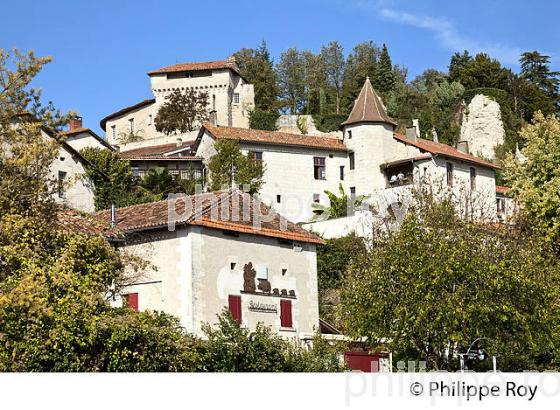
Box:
left=60, top=116, right=113, bottom=152
left=100, top=58, right=254, bottom=148
left=96, top=189, right=323, bottom=339
left=193, top=78, right=500, bottom=223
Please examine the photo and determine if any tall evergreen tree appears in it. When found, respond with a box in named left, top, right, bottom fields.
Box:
left=373, top=43, right=395, bottom=94
left=233, top=41, right=279, bottom=112
left=302, top=50, right=327, bottom=115
left=520, top=51, right=560, bottom=107
left=341, top=41, right=379, bottom=111
left=448, top=50, right=472, bottom=83
left=320, top=41, right=346, bottom=114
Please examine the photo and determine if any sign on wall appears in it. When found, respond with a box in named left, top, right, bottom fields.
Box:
left=248, top=300, right=277, bottom=313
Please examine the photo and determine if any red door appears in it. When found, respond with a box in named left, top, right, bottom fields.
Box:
left=127, top=293, right=139, bottom=311
left=344, top=351, right=381, bottom=372
left=228, top=295, right=242, bottom=324
left=280, top=300, right=293, bottom=328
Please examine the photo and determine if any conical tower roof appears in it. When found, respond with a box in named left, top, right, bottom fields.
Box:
left=341, top=77, right=397, bottom=127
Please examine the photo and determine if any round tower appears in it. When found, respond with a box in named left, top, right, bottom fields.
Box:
left=340, top=77, right=397, bottom=196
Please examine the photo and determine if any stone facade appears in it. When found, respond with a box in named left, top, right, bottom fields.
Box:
left=460, top=94, right=505, bottom=160
left=101, top=59, right=254, bottom=149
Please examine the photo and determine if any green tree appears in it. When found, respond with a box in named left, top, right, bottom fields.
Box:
left=248, top=109, right=279, bottom=131
left=302, top=50, right=327, bottom=115
left=208, top=139, right=264, bottom=193
left=341, top=41, right=380, bottom=111
left=448, top=52, right=509, bottom=91
left=233, top=41, right=280, bottom=112
left=276, top=48, right=306, bottom=113
left=520, top=51, right=560, bottom=106
left=504, top=112, right=560, bottom=248
left=155, top=88, right=209, bottom=134
left=320, top=41, right=346, bottom=114
left=341, top=193, right=560, bottom=371
left=311, top=183, right=366, bottom=220
left=373, top=43, right=395, bottom=94
left=202, top=311, right=346, bottom=372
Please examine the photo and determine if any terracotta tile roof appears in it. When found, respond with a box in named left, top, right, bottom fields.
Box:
left=200, top=123, right=347, bottom=152
left=147, top=59, right=242, bottom=76
left=100, top=99, right=156, bottom=131
left=393, top=133, right=500, bottom=170
left=496, top=185, right=511, bottom=194
left=120, top=141, right=196, bottom=159
left=95, top=190, right=324, bottom=245
left=56, top=207, right=121, bottom=239
left=60, top=127, right=113, bottom=150
left=341, top=77, right=397, bottom=127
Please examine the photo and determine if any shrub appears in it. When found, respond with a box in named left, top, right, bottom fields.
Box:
left=312, top=114, right=347, bottom=133
left=249, top=109, right=279, bottom=131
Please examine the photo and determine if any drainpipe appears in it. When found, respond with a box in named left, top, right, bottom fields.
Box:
left=111, top=203, right=116, bottom=227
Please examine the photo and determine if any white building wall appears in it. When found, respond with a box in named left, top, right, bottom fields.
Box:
left=238, top=142, right=348, bottom=222
left=64, top=132, right=109, bottom=151
left=50, top=143, right=95, bottom=213
left=117, top=226, right=319, bottom=339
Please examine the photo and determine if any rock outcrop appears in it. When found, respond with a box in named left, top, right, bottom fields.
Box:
left=460, top=94, right=505, bottom=160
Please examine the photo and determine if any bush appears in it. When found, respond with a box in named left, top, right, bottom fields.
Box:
left=201, top=311, right=346, bottom=372
left=249, top=109, right=279, bottom=131
left=312, top=114, right=347, bottom=133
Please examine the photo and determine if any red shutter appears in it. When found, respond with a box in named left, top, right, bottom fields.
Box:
left=228, top=295, right=242, bottom=324
left=127, top=293, right=139, bottom=311
left=280, top=300, right=293, bottom=328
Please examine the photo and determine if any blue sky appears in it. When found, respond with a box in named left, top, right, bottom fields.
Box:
left=2, top=0, right=559, bottom=135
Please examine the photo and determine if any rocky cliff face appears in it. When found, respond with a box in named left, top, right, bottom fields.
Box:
left=460, top=94, right=505, bottom=160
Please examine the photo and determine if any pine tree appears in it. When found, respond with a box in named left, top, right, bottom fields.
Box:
left=233, top=41, right=279, bottom=112
left=373, top=43, right=395, bottom=94
left=340, top=41, right=379, bottom=111
left=520, top=51, right=560, bottom=107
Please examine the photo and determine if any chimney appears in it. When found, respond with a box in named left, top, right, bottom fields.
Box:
left=406, top=119, right=420, bottom=141
left=457, top=140, right=469, bottom=154
left=209, top=110, right=218, bottom=126
left=110, top=204, right=116, bottom=227
left=69, top=116, right=83, bottom=130
left=176, top=137, right=182, bottom=147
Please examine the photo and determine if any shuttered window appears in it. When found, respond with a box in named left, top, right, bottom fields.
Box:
left=127, top=293, right=139, bottom=311
left=228, top=295, right=242, bottom=324
left=280, top=300, right=293, bottom=328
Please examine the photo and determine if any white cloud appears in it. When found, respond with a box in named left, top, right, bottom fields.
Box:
left=371, top=5, right=522, bottom=65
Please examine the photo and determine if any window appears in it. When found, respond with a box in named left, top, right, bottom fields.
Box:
left=386, top=163, right=413, bottom=187
left=250, top=151, right=263, bottom=163
left=233, top=92, right=240, bottom=104
left=350, top=187, right=356, bottom=201
left=212, top=94, right=216, bottom=110
left=276, top=194, right=281, bottom=203
left=280, top=300, right=293, bottom=328
left=281, top=268, right=288, bottom=276
left=228, top=295, right=242, bottom=324
left=313, top=157, right=326, bottom=180
left=111, top=125, right=116, bottom=140
left=57, top=171, right=67, bottom=198
left=349, top=152, right=355, bottom=170
left=313, top=193, right=320, bottom=203
left=131, top=166, right=139, bottom=178
left=470, top=167, right=477, bottom=190
left=340, top=166, right=345, bottom=181
left=347, top=130, right=352, bottom=139
left=126, top=293, right=139, bottom=311
left=446, top=162, right=454, bottom=187
left=128, top=118, right=135, bottom=133
left=148, top=114, right=153, bottom=125
left=230, top=262, right=236, bottom=270
left=496, top=197, right=506, bottom=220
